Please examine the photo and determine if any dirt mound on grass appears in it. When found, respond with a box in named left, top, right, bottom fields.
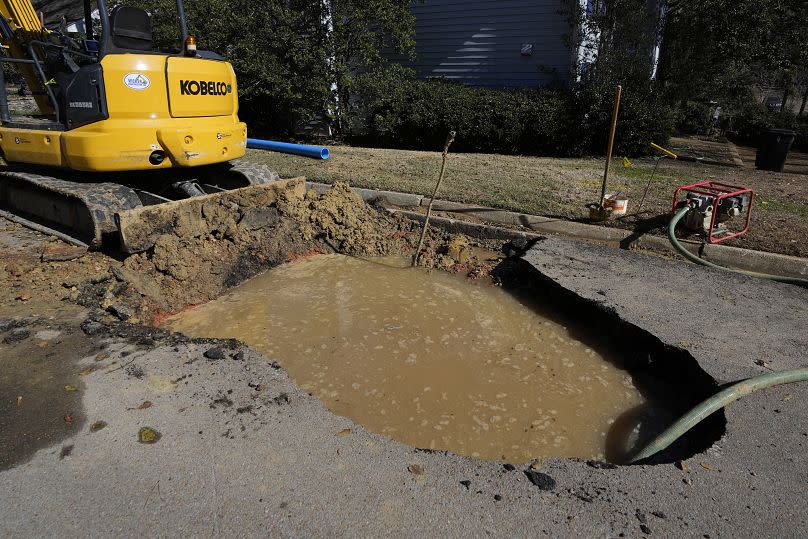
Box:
left=277, top=182, right=400, bottom=257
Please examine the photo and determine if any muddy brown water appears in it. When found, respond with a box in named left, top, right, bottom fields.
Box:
left=168, top=254, right=656, bottom=463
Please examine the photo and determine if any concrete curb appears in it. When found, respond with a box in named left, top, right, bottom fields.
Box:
left=307, top=181, right=808, bottom=279
left=391, top=209, right=542, bottom=243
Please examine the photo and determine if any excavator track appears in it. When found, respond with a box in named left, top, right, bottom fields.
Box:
left=226, top=162, right=280, bottom=185
left=0, top=169, right=143, bottom=248
left=0, top=161, right=281, bottom=251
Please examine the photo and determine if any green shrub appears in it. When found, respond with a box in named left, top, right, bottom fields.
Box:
left=348, top=66, right=673, bottom=157
left=572, top=83, right=675, bottom=156
left=728, top=103, right=807, bottom=151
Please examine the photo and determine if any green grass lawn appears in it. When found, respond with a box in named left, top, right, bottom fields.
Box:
left=245, top=146, right=686, bottom=219
left=244, top=144, right=808, bottom=257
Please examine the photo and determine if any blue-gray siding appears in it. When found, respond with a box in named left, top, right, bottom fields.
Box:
left=389, top=0, right=574, bottom=88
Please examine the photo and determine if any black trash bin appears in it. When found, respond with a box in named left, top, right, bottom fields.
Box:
left=755, top=128, right=796, bottom=172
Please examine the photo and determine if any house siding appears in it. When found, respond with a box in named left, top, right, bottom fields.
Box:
left=389, top=0, right=574, bottom=88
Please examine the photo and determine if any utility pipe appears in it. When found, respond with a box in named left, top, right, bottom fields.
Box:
left=632, top=367, right=808, bottom=462
left=668, top=205, right=808, bottom=287
left=246, top=138, right=330, bottom=160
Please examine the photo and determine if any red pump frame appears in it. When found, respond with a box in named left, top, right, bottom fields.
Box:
left=672, top=181, right=755, bottom=244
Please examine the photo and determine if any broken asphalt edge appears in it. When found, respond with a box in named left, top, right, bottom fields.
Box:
left=306, top=181, right=808, bottom=279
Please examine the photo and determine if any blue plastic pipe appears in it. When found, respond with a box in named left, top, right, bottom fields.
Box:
left=246, top=138, right=330, bottom=160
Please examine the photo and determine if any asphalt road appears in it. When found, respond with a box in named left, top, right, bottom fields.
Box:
left=1, top=234, right=806, bottom=537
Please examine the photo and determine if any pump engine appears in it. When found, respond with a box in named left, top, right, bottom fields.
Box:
left=672, top=181, right=755, bottom=244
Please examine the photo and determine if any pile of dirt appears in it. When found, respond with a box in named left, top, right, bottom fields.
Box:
left=278, top=183, right=402, bottom=257
left=74, top=181, right=496, bottom=324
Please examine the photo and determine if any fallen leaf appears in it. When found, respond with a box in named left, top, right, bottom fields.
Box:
left=700, top=462, right=713, bottom=471
left=64, top=384, right=78, bottom=392
left=783, top=394, right=793, bottom=401
left=90, top=420, right=107, bottom=432
left=95, top=352, right=110, bottom=362
left=16, top=396, right=22, bottom=406
left=138, top=401, right=153, bottom=410
left=336, top=428, right=352, bottom=437
left=79, top=367, right=95, bottom=376
left=138, top=427, right=161, bottom=444
left=530, top=459, right=543, bottom=470
left=63, top=414, right=73, bottom=424
left=407, top=464, right=424, bottom=475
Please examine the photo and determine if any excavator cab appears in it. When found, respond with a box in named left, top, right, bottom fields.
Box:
left=0, top=0, right=246, bottom=171
left=0, top=0, right=275, bottom=249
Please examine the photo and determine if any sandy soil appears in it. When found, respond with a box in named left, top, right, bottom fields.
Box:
left=63, top=181, right=500, bottom=326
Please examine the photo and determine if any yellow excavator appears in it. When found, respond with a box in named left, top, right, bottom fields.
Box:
left=0, top=0, right=277, bottom=250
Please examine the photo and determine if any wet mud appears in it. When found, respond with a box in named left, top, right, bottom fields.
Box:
left=89, top=181, right=497, bottom=324
left=0, top=323, right=95, bottom=471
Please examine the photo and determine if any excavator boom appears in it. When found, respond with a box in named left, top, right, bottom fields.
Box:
left=0, top=0, right=52, bottom=114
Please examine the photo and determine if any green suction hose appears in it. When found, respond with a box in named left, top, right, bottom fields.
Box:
left=631, top=367, right=808, bottom=462
left=668, top=205, right=808, bottom=287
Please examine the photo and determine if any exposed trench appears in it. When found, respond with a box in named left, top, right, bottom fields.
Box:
left=61, top=180, right=727, bottom=465
left=492, top=254, right=726, bottom=463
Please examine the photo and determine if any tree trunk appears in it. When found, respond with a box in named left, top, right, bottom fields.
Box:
left=800, top=86, right=808, bottom=117
left=781, top=86, right=790, bottom=113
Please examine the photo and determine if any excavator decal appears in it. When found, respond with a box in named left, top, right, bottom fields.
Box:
left=179, top=80, right=231, bottom=96
left=123, top=73, right=150, bottom=90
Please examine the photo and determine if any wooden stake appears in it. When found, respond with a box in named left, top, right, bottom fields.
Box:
left=600, top=85, right=622, bottom=207
left=413, top=131, right=456, bottom=267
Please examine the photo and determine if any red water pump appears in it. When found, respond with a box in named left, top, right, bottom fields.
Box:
left=672, top=181, right=755, bottom=244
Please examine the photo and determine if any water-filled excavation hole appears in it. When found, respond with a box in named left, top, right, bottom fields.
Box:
left=168, top=254, right=723, bottom=464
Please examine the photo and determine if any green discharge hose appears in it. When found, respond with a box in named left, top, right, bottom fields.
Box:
left=631, top=367, right=808, bottom=462
left=668, top=205, right=808, bottom=287
left=634, top=208, right=808, bottom=462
